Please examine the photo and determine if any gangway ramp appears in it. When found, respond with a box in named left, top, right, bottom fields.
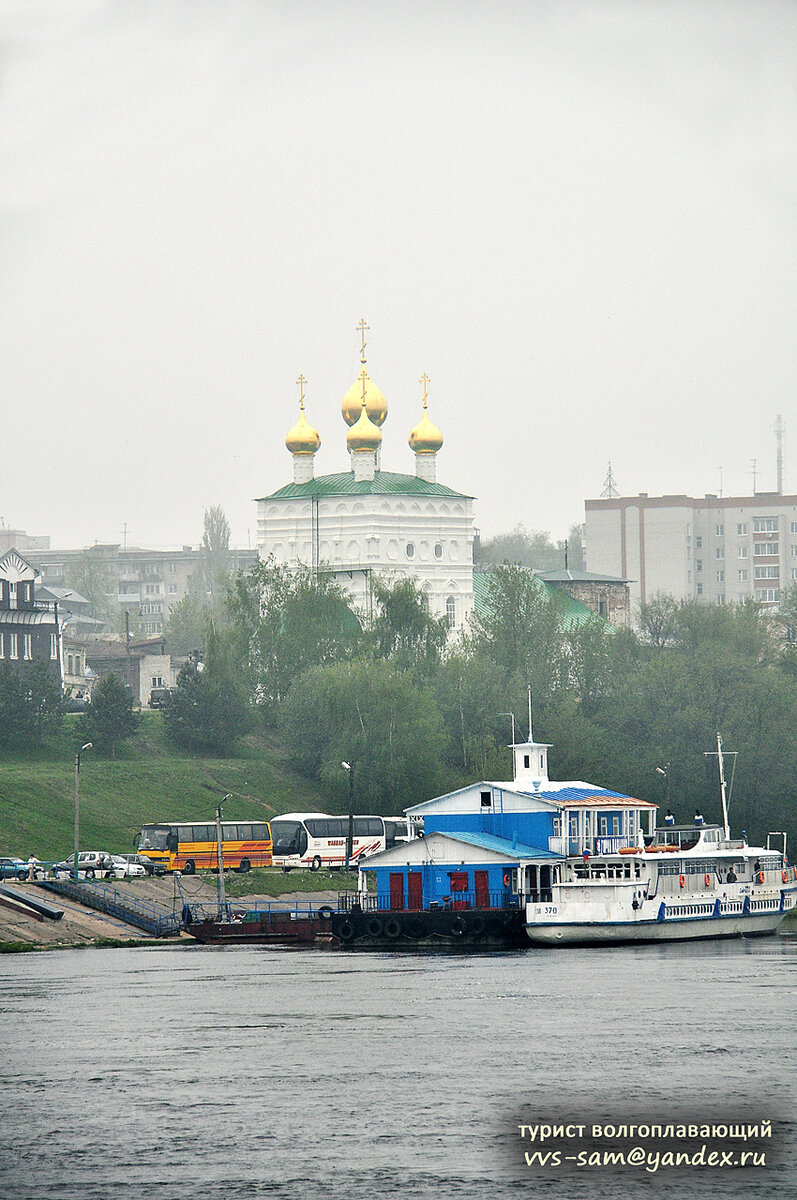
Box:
left=40, top=878, right=181, bottom=937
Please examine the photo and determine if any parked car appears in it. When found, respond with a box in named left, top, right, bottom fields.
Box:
left=54, top=851, right=114, bottom=879
left=149, top=687, right=170, bottom=709
left=0, top=856, right=26, bottom=880
left=115, top=853, right=167, bottom=877
left=110, top=855, right=147, bottom=879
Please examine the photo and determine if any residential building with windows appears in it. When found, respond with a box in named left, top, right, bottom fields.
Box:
left=585, top=492, right=797, bottom=613
left=0, top=549, right=61, bottom=683
left=256, top=337, right=475, bottom=631
left=26, top=543, right=257, bottom=636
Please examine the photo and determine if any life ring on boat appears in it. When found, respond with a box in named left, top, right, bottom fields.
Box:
left=317, top=905, right=334, bottom=920
left=366, top=917, right=383, bottom=938
left=338, top=920, right=356, bottom=943
left=503, top=872, right=512, bottom=888
left=704, top=874, right=711, bottom=887
left=793, top=867, right=797, bottom=881
left=757, top=871, right=765, bottom=885
left=783, top=870, right=789, bottom=884
left=384, top=918, right=402, bottom=939
left=679, top=875, right=685, bottom=889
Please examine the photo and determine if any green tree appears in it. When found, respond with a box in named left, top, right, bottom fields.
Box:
left=163, top=624, right=252, bottom=755
left=369, top=577, right=449, bottom=677
left=0, top=662, right=63, bottom=749
left=278, top=658, right=444, bottom=814
left=471, top=564, right=565, bottom=702
left=66, top=552, right=113, bottom=623
left=475, top=523, right=583, bottom=572
left=81, top=672, right=138, bottom=757
left=227, top=558, right=360, bottom=719
left=165, top=591, right=228, bottom=657
left=201, top=504, right=231, bottom=599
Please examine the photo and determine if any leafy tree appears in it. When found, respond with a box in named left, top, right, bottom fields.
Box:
left=66, top=552, right=113, bottom=623
left=474, top=523, right=583, bottom=571
left=23, top=661, right=63, bottom=743
left=369, top=577, right=449, bottom=677
left=227, top=558, right=360, bottom=720
left=0, top=662, right=63, bottom=748
left=81, top=672, right=138, bottom=757
left=433, top=647, right=514, bottom=779
left=470, top=563, right=565, bottom=703
left=201, top=504, right=231, bottom=599
left=165, top=591, right=228, bottom=657
left=278, top=658, right=445, bottom=814
left=163, top=624, right=252, bottom=755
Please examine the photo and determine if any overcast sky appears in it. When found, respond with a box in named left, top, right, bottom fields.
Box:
left=1, top=0, right=795, bottom=551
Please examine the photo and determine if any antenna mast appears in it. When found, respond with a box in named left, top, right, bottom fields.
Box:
left=601, top=462, right=620, bottom=499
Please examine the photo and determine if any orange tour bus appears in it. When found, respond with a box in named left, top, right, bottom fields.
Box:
left=136, top=820, right=272, bottom=874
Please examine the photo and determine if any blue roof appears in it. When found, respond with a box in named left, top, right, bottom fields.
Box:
left=447, top=830, right=563, bottom=859
left=534, top=787, right=631, bottom=803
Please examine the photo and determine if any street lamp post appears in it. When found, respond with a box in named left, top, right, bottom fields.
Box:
left=73, top=742, right=93, bottom=880
left=341, top=761, right=354, bottom=871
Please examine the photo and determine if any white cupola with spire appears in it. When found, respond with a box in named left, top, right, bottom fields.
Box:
left=511, top=691, right=551, bottom=789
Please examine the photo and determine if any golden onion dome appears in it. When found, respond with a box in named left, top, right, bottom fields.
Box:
left=346, top=400, right=383, bottom=452
left=285, top=399, right=321, bottom=455
left=409, top=396, right=443, bottom=454
left=342, top=367, right=387, bottom=427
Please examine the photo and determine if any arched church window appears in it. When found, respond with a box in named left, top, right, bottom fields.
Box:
left=446, top=596, right=456, bottom=627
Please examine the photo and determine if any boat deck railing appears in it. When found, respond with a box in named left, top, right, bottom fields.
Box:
left=337, top=890, right=517, bottom=914
left=182, top=899, right=336, bottom=925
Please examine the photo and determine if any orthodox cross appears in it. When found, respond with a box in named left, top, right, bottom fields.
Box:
left=419, top=372, right=431, bottom=407
left=296, top=373, right=307, bottom=409
left=356, top=317, right=369, bottom=362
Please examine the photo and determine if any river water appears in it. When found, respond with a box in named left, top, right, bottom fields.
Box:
left=2, top=932, right=795, bottom=1200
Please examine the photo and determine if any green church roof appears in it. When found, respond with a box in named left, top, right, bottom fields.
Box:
left=472, top=569, right=611, bottom=630
left=257, top=470, right=472, bottom=503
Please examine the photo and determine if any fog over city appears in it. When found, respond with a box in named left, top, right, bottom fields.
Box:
left=1, top=0, right=795, bottom=551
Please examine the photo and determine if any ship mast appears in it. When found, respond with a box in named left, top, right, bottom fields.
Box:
left=715, top=734, right=730, bottom=840
left=216, top=793, right=232, bottom=919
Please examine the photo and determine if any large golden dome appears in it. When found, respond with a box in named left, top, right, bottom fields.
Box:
left=342, top=368, right=387, bottom=427
left=347, top=400, right=383, bottom=452
left=285, top=399, right=321, bottom=455
left=409, top=396, right=443, bottom=454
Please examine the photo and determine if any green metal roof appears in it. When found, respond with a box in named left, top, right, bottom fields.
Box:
left=257, top=470, right=472, bottom=502
left=473, top=569, right=610, bottom=630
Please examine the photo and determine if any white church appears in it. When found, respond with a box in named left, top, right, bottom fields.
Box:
left=256, top=325, right=475, bottom=631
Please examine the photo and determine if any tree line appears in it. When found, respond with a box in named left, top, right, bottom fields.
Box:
left=4, top=535, right=795, bottom=849
left=163, top=562, right=797, bottom=846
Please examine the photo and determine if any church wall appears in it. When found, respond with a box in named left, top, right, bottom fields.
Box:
left=257, top=492, right=474, bottom=630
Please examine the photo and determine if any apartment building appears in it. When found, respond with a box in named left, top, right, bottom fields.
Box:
left=26, top=544, right=258, bottom=635
left=585, top=492, right=797, bottom=612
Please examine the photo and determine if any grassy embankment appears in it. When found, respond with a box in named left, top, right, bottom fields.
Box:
left=0, top=712, right=328, bottom=862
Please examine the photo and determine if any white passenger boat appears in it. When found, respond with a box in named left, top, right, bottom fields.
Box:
left=524, top=737, right=797, bottom=946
